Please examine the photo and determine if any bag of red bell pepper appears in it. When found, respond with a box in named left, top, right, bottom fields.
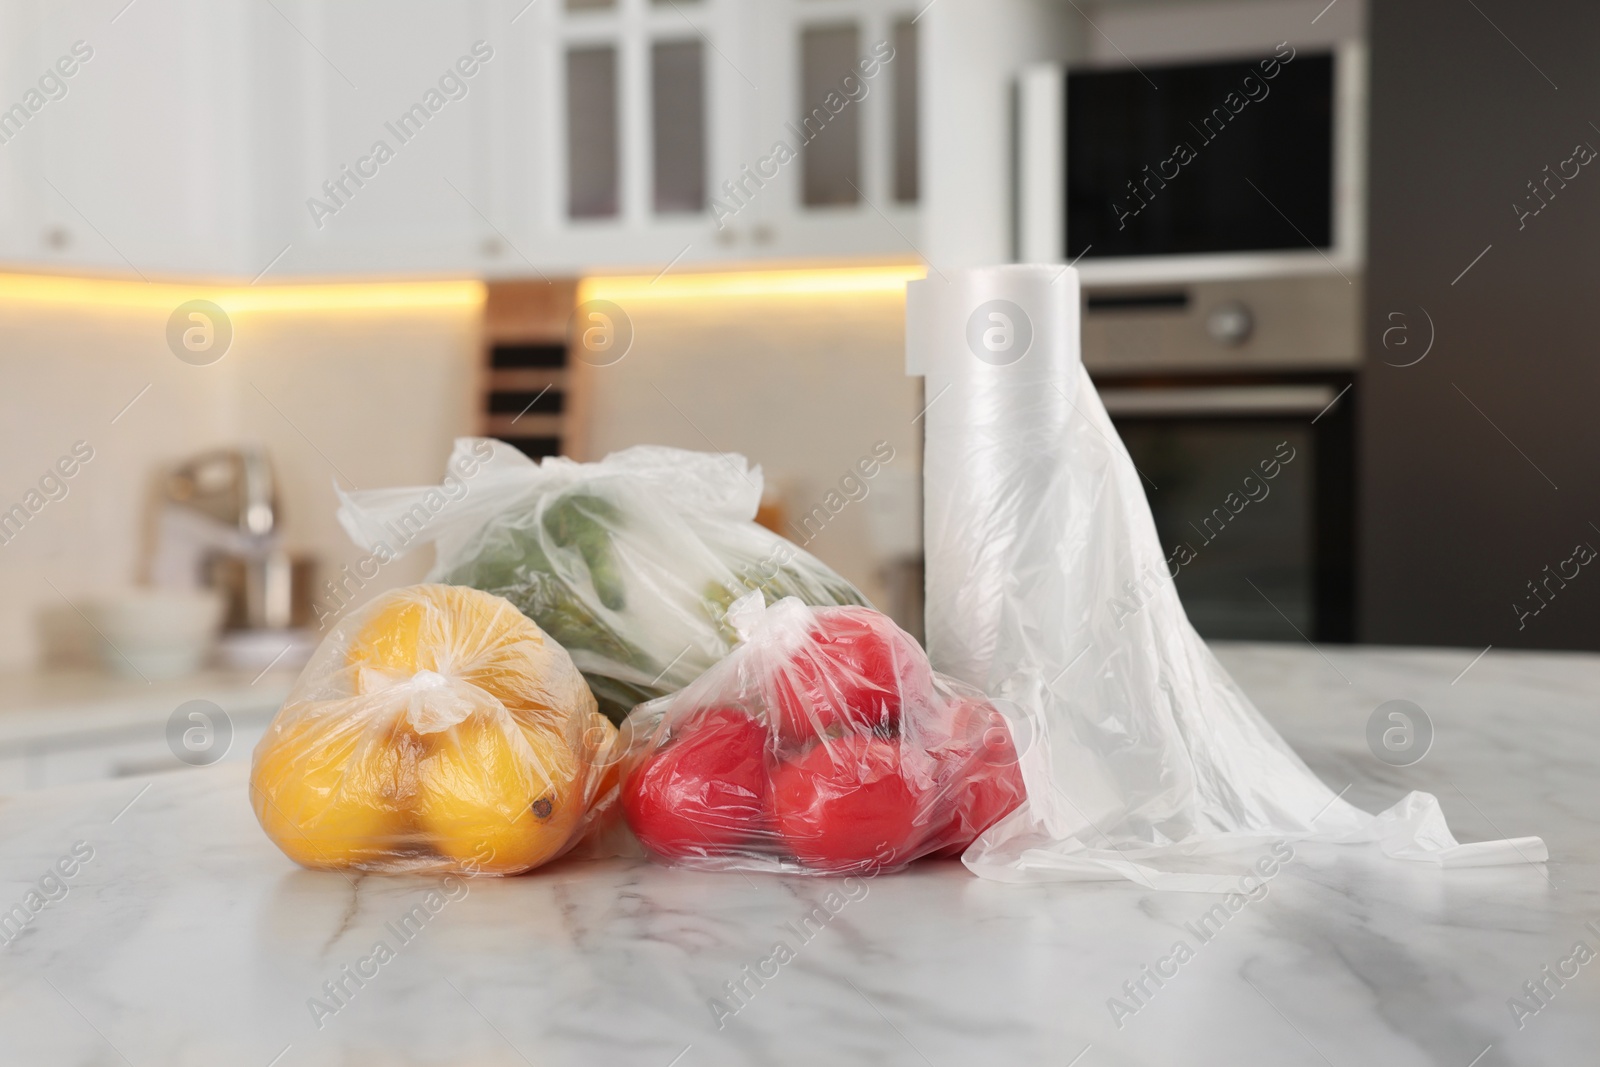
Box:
left=616, top=594, right=1028, bottom=874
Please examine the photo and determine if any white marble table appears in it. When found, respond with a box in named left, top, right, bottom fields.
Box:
left=0, top=643, right=1591, bottom=1067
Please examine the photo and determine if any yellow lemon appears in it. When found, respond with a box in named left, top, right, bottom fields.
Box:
left=417, top=712, right=585, bottom=874
left=251, top=708, right=423, bottom=870
left=349, top=585, right=501, bottom=679
left=347, top=585, right=571, bottom=706
left=348, top=596, right=426, bottom=675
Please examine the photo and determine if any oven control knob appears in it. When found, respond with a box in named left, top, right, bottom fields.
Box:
left=1206, top=301, right=1254, bottom=346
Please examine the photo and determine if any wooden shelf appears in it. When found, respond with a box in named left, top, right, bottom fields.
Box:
left=481, top=279, right=583, bottom=461
left=487, top=368, right=568, bottom=392
left=485, top=280, right=577, bottom=344
left=483, top=414, right=565, bottom=438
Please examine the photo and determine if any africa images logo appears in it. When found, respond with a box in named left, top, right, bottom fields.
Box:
left=965, top=300, right=1033, bottom=366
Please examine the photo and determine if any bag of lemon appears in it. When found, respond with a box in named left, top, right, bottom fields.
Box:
left=251, top=584, right=621, bottom=874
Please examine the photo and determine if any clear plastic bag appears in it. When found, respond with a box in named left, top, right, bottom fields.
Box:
left=250, top=584, right=620, bottom=875
left=909, top=265, right=1546, bottom=889
left=336, top=441, right=866, bottom=724
left=616, top=593, right=1027, bottom=875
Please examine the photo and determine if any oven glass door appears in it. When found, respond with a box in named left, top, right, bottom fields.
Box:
left=1104, top=378, right=1354, bottom=642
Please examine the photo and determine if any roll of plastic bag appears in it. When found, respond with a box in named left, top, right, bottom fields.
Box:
left=337, top=442, right=866, bottom=724
left=908, top=265, right=1545, bottom=890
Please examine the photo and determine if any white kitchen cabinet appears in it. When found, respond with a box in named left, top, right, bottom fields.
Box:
left=728, top=0, right=922, bottom=262
left=0, top=0, right=255, bottom=276
left=494, top=0, right=924, bottom=275
left=250, top=0, right=505, bottom=278
left=0, top=0, right=505, bottom=279
left=0, top=707, right=273, bottom=791
left=0, top=0, right=51, bottom=265
left=28, top=709, right=271, bottom=789
left=0, top=0, right=924, bottom=279
left=0, top=669, right=289, bottom=795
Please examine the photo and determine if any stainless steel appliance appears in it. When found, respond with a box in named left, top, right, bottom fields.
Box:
left=1015, top=42, right=1367, bottom=275
left=1080, top=275, right=1358, bottom=375
left=1010, top=34, right=1367, bottom=642
left=1096, top=372, right=1355, bottom=642
left=1071, top=226, right=1362, bottom=642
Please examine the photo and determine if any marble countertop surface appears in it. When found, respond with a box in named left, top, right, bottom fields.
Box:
left=0, top=642, right=1592, bottom=1067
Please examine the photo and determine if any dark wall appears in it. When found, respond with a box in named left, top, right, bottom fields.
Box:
left=1361, top=0, right=1600, bottom=650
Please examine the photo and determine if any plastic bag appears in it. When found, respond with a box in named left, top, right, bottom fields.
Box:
left=616, top=593, right=1027, bottom=875
left=908, top=265, right=1546, bottom=889
left=336, top=440, right=867, bottom=725
left=250, top=584, right=619, bottom=875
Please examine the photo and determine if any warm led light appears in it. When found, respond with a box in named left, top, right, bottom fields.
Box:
left=578, top=264, right=926, bottom=303
left=0, top=273, right=485, bottom=314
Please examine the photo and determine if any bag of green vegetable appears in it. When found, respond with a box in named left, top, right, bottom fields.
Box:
left=336, top=439, right=867, bottom=724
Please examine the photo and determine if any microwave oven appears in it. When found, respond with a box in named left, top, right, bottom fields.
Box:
left=1016, top=43, right=1366, bottom=283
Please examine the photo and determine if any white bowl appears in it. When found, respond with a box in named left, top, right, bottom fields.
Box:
left=81, top=589, right=225, bottom=680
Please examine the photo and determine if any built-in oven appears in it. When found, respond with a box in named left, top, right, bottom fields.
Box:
left=1096, top=370, right=1355, bottom=643
left=1012, top=26, right=1368, bottom=641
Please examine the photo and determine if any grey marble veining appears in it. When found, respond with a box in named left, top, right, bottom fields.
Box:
left=0, top=642, right=1594, bottom=1067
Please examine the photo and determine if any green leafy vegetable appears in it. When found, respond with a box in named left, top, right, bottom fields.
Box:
left=441, top=484, right=866, bottom=724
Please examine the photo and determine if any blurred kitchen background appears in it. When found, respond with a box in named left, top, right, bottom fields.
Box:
left=1, top=0, right=1596, bottom=786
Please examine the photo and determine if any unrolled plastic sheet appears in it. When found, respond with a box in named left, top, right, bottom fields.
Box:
left=907, top=264, right=1546, bottom=890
